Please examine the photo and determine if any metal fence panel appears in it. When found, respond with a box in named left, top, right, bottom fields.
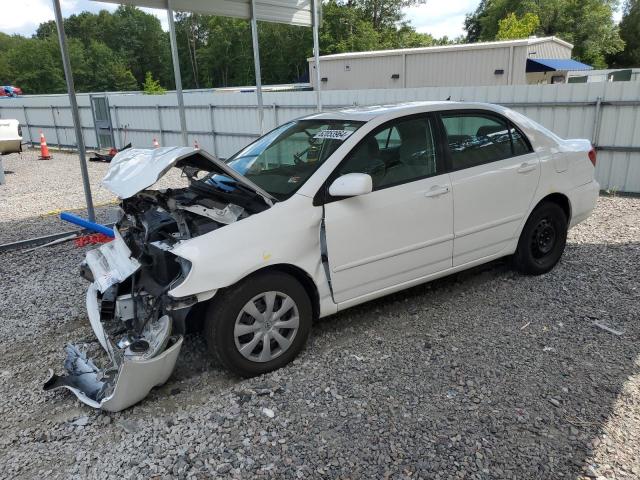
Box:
left=1, top=82, right=638, bottom=192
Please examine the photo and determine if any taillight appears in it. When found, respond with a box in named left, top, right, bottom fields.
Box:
left=588, top=147, right=597, bottom=167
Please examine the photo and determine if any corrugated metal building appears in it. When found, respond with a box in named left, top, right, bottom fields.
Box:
left=308, top=37, right=582, bottom=90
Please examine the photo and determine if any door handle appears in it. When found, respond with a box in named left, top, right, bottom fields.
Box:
left=517, top=162, right=537, bottom=174
left=424, top=185, right=450, bottom=198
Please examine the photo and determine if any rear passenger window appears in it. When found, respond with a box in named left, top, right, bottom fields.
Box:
left=441, top=113, right=531, bottom=171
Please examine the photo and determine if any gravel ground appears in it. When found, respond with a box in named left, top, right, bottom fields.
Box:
left=1, top=162, right=639, bottom=479
left=0, top=149, right=184, bottom=244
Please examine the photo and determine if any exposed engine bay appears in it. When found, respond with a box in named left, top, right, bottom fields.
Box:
left=44, top=147, right=274, bottom=411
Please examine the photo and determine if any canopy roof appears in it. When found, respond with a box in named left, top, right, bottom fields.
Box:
left=92, top=0, right=313, bottom=26
left=526, top=58, right=593, bottom=73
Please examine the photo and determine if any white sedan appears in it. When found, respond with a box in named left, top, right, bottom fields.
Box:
left=46, top=102, right=599, bottom=411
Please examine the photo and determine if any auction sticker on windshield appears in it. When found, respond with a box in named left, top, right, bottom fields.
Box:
left=313, top=130, right=353, bottom=141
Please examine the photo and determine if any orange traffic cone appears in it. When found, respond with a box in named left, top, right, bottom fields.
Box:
left=194, top=139, right=199, bottom=149
left=38, top=131, right=51, bottom=160
left=152, top=138, right=159, bottom=148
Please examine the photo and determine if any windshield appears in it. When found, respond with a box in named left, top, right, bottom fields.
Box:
left=202, top=119, right=364, bottom=201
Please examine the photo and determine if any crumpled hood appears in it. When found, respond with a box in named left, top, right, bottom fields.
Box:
left=102, top=146, right=275, bottom=204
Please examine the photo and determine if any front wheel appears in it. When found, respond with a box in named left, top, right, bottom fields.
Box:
left=514, top=202, right=568, bottom=275
left=204, top=271, right=312, bottom=377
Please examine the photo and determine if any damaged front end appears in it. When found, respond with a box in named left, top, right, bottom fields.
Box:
left=44, top=230, right=186, bottom=412
left=45, top=147, right=274, bottom=411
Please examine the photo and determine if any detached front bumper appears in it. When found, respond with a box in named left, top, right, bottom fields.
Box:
left=44, top=232, right=184, bottom=412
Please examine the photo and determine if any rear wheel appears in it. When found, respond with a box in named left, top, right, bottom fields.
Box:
left=204, top=271, right=312, bottom=377
left=514, top=202, right=568, bottom=275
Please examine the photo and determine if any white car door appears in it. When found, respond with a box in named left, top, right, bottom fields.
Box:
left=438, top=111, right=540, bottom=267
left=322, top=114, right=454, bottom=304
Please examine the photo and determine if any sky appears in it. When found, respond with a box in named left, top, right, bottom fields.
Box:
left=0, top=0, right=168, bottom=36
left=404, top=0, right=480, bottom=39
left=0, top=0, right=624, bottom=40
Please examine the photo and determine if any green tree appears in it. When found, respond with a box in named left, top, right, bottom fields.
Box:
left=320, top=0, right=435, bottom=54
left=355, top=0, right=426, bottom=30
left=496, top=12, right=540, bottom=40
left=175, top=13, right=209, bottom=88
left=610, top=0, right=640, bottom=66
left=3, top=3, right=447, bottom=93
left=197, top=17, right=254, bottom=87
left=5, top=38, right=66, bottom=94
left=0, top=33, right=23, bottom=85
left=63, top=12, right=102, bottom=46
left=106, top=6, right=171, bottom=87
left=81, top=41, right=133, bottom=92
left=464, top=0, right=624, bottom=68
left=34, top=21, right=57, bottom=40
left=142, top=71, right=166, bottom=94
left=112, top=64, right=139, bottom=91
left=257, top=22, right=314, bottom=84
left=30, top=7, right=168, bottom=90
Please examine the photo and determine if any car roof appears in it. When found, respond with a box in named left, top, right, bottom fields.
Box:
left=298, top=100, right=562, bottom=152
left=301, top=101, right=511, bottom=123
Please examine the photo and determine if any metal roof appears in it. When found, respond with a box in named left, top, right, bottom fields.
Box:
left=526, top=58, right=593, bottom=72
left=307, top=37, right=573, bottom=61
left=91, top=0, right=313, bottom=26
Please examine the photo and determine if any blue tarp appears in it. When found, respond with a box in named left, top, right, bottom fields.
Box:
left=526, top=58, right=593, bottom=72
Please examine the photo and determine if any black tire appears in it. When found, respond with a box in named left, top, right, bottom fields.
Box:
left=513, top=201, right=568, bottom=275
left=204, top=271, right=312, bottom=377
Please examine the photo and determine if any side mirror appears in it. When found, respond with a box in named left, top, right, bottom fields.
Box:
left=328, top=173, right=373, bottom=198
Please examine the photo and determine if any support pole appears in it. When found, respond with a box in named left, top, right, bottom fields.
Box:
left=592, top=96, right=603, bottom=146
left=209, top=104, right=217, bottom=155
left=156, top=105, right=165, bottom=146
left=113, top=106, right=122, bottom=148
left=250, top=0, right=265, bottom=134
left=52, top=0, right=95, bottom=221
left=167, top=1, right=188, bottom=146
left=311, top=0, right=322, bottom=111
left=51, top=106, right=60, bottom=147
left=22, top=106, right=33, bottom=145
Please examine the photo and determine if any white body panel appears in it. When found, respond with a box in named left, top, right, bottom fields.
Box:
left=324, top=173, right=453, bottom=303
left=0, top=119, right=22, bottom=154
left=107, top=101, right=597, bottom=320
left=169, top=194, right=338, bottom=317
left=450, top=151, right=540, bottom=266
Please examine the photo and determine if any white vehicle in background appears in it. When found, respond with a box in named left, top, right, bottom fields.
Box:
left=0, top=119, right=22, bottom=155
left=45, top=101, right=599, bottom=411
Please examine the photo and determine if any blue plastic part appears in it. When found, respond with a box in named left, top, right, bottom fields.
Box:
left=60, top=212, right=115, bottom=238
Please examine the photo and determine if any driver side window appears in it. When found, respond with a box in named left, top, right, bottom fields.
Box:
left=337, top=116, right=439, bottom=190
